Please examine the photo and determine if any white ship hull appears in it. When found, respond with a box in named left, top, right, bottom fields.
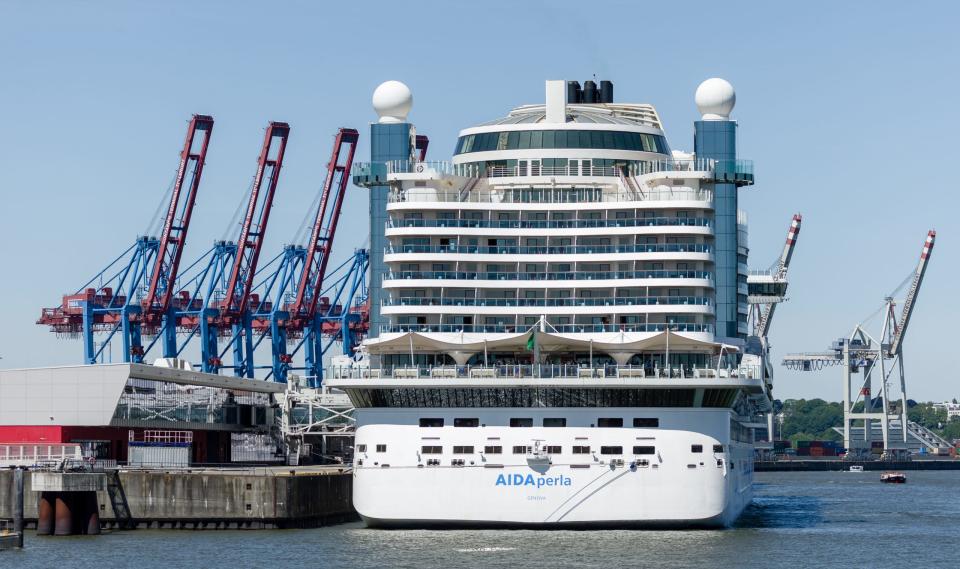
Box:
left=351, top=408, right=754, bottom=528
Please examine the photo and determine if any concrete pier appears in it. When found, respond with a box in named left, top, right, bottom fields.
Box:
left=1, top=466, right=355, bottom=530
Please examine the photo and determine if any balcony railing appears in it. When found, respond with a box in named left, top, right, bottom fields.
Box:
left=386, top=243, right=713, bottom=256
left=356, top=157, right=749, bottom=179
left=385, top=158, right=718, bottom=177
left=390, top=187, right=715, bottom=205
left=383, top=296, right=712, bottom=308
left=380, top=323, right=714, bottom=334
left=331, top=362, right=759, bottom=380
left=387, top=216, right=713, bottom=230
left=384, top=269, right=713, bottom=282
left=356, top=158, right=752, bottom=191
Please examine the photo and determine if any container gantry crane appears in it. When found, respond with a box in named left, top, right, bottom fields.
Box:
left=202, top=121, right=290, bottom=377
left=745, top=214, right=802, bottom=445
left=252, top=128, right=360, bottom=384
left=782, top=230, right=937, bottom=456
left=750, top=214, right=802, bottom=341
left=37, top=114, right=214, bottom=364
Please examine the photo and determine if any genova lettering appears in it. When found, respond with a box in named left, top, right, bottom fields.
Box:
left=495, top=473, right=572, bottom=488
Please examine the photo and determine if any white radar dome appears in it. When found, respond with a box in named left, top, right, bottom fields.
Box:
left=372, top=80, right=413, bottom=124
left=695, top=78, right=736, bottom=120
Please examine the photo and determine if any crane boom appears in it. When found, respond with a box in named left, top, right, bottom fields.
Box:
left=290, top=128, right=359, bottom=320
left=415, top=134, right=429, bottom=162
left=142, top=115, right=214, bottom=320
left=887, top=230, right=935, bottom=356
left=755, top=213, right=802, bottom=339
left=221, top=121, right=290, bottom=318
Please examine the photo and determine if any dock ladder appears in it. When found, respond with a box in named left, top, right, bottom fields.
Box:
left=106, top=470, right=135, bottom=529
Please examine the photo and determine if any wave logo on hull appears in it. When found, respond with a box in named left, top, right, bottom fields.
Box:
left=495, top=473, right=572, bottom=488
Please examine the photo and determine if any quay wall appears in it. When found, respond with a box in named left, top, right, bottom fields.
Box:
left=756, top=459, right=960, bottom=472
left=0, top=467, right=356, bottom=529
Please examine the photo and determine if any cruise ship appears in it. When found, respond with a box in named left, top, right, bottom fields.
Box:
left=328, top=78, right=769, bottom=527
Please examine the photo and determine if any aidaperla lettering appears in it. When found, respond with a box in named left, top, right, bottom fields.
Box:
left=494, top=473, right=572, bottom=487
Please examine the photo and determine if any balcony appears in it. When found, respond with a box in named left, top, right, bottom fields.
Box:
left=383, top=296, right=712, bottom=308
left=384, top=269, right=713, bottom=283
left=714, top=159, right=754, bottom=186
left=386, top=243, right=712, bottom=256
left=390, top=186, right=714, bottom=205
left=380, top=323, right=714, bottom=334
left=330, top=362, right=760, bottom=380
left=355, top=158, right=752, bottom=191
left=386, top=216, right=712, bottom=231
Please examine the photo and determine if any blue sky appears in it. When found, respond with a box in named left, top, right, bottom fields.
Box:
left=1, top=1, right=957, bottom=400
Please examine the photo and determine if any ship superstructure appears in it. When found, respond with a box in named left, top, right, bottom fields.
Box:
left=330, top=78, right=767, bottom=527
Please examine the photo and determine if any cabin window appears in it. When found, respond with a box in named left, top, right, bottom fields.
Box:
left=543, top=418, right=567, bottom=427
left=510, top=418, right=533, bottom=427
left=600, top=446, right=623, bottom=455
left=544, top=446, right=562, bottom=454
left=419, top=418, right=444, bottom=427
left=633, top=418, right=659, bottom=428
left=691, top=445, right=703, bottom=453
left=356, top=444, right=367, bottom=452
left=421, top=446, right=442, bottom=454
left=512, top=445, right=529, bottom=454
left=713, top=444, right=724, bottom=453
left=453, top=446, right=474, bottom=454
left=484, top=446, right=502, bottom=454
left=633, top=446, right=656, bottom=455
left=376, top=444, right=387, bottom=452
left=572, top=446, right=591, bottom=454
left=454, top=418, right=479, bottom=427
left=598, top=418, right=623, bottom=428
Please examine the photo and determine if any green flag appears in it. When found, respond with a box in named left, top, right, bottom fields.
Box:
left=526, top=329, right=535, bottom=351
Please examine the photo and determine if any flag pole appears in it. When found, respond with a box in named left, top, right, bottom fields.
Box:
left=409, top=333, right=415, bottom=369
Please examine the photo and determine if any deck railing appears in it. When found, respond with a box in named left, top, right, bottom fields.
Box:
left=329, top=363, right=759, bottom=380
left=385, top=243, right=713, bottom=255
left=386, top=216, right=713, bottom=230
left=383, top=296, right=712, bottom=308
left=384, top=269, right=713, bottom=282
left=391, top=187, right=715, bottom=205
left=379, top=323, right=714, bottom=334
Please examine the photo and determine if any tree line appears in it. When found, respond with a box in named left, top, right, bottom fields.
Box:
left=772, top=398, right=960, bottom=445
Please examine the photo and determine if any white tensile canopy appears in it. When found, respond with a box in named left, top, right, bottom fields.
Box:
left=363, top=329, right=737, bottom=366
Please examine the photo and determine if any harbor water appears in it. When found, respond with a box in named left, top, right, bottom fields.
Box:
left=5, top=470, right=959, bottom=568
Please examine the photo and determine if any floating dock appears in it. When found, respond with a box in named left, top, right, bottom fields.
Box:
left=1, top=466, right=355, bottom=530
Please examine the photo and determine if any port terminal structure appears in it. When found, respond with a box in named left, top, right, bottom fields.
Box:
left=36, top=117, right=377, bottom=386
left=782, top=231, right=949, bottom=456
